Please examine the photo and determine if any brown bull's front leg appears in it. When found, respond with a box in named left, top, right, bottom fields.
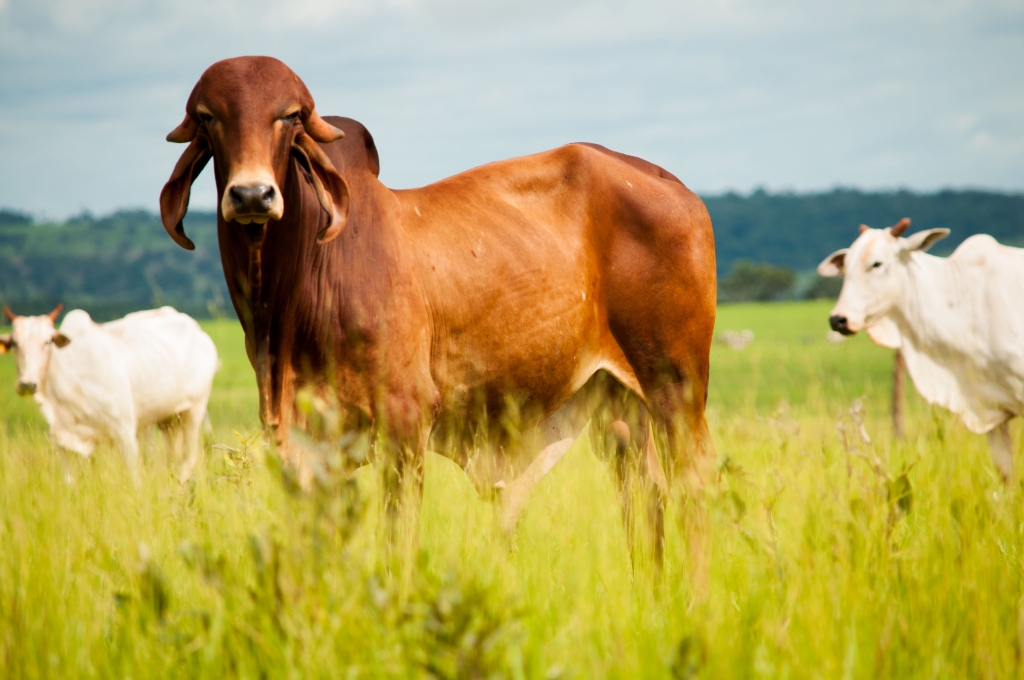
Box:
left=379, top=385, right=438, bottom=584
left=251, top=335, right=308, bottom=483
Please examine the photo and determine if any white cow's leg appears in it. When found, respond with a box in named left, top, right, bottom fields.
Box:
left=115, top=426, right=142, bottom=488
left=987, top=420, right=1014, bottom=482
left=498, top=437, right=575, bottom=534
left=178, top=406, right=207, bottom=484
left=51, top=427, right=95, bottom=458
left=166, top=417, right=185, bottom=465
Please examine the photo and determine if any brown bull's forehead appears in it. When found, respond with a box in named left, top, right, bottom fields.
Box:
left=193, top=56, right=310, bottom=117
left=197, top=98, right=301, bottom=125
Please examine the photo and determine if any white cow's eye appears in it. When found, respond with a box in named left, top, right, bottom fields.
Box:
left=870, top=261, right=883, bottom=270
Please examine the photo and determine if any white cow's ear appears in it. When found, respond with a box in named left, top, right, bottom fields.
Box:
left=52, top=333, right=71, bottom=349
left=0, top=334, right=10, bottom=354
left=817, top=248, right=848, bottom=277
left=866, top=316, right=901, bottom=349
left=902, top=228, right=950, bottom=253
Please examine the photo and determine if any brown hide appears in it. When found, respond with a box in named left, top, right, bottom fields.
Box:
left=161, top=56, right=716, bottom=508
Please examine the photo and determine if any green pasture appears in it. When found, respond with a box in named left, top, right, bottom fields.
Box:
left=1, top=300, right=1022, bottom=678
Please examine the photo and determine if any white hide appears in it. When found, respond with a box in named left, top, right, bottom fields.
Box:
left=9, top=307, right=218, bottom=484
left=821, top=228, right=1024, bottom=435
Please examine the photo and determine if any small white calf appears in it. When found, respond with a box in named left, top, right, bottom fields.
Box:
left=1, top=305, right=218, bottom=485
left=818, top=218, right=1024, bottom=480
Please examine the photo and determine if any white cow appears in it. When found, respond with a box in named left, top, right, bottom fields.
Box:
left=818, top=217, right=1024, bottom=480
left=0, top=305, right=219, bottom=485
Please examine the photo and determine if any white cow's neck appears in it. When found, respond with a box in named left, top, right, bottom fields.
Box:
left=890, top=251, right=972, bottom=356
left=32, top=349, right=58, bottom=426
left=883, top=249, right=1006, bottom=433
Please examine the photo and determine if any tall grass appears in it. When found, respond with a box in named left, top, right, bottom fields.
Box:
left=1, top=300, right=1021, bottom=678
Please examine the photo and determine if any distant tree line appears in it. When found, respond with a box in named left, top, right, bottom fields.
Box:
left=0, top=209, right=227, bottom=321
left=0, top=188, right=1021, bottom=318
left=705, top=188, right=1024, bottom=303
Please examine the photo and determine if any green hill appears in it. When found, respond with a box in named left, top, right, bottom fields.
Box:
left=1, top=188, right=1021, bottom=319
left=705, top=188, right=1024, bottom=274
left=0, top=209, right=226, bottom=320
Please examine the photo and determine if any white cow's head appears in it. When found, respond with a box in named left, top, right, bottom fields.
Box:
left=0, top=305, right=70, bottom=396
left=817, top=218, right=949, bottom=338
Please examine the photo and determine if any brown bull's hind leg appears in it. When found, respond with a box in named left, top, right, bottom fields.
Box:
left=590, top=380, right=667, bottom=577
left=647, top=372, right=715, bottom=597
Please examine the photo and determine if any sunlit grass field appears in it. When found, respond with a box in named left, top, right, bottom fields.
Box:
left=2, top=300, right=1022, bottom=678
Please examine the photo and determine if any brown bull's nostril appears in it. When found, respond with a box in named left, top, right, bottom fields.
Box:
left=229, top=185, right=276, bottom=214
left=829, top=315, right=853, bottom=335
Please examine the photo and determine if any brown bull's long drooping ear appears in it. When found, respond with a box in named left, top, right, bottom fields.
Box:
left=159, top=138, right=212, bottom=250
left=889, top=217, right=911, bottom=237
left=292, top=132, right=350, bottom=243
left=302, top=108, right=345, bottom=144
left=47, top=303, right=63, bottom=323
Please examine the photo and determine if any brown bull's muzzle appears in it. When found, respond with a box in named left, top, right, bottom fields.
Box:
left=222, top=175, right=285, bottom=224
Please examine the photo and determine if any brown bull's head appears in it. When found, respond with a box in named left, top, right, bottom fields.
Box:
left=160, top=56, right=350, bottom=249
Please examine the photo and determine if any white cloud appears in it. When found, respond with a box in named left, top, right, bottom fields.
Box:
left=0, top=0, right=1022, bottom=217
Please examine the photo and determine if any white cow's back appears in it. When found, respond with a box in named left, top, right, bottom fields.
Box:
left=100, top=307, right=219, bottom=427
left=950, top=236, right=1024, bottom=373
left=44, top=310, right=133, bottom=452
left=897, top=236, right=1024, bottom=432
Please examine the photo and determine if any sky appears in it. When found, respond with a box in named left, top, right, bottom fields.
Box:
left=1, top=0, right=1022, bottom=219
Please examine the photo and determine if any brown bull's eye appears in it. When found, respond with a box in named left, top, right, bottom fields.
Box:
left=199, top=112, right=216, bottom=125
left=281, top=113, right=299, bottom=124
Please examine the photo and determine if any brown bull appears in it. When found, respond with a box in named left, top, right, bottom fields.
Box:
left=160, top=56, right=716, bottom=566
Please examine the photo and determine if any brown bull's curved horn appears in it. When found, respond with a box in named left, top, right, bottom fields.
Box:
left=3, top=306, right=15, bottom=322
left=302, top=108, right=345, bottom=144
left=47, top=303, right=63, bottom=322
left=890, top=217, right=911, bottom=237
left=167, top=113, right=198, bottom=143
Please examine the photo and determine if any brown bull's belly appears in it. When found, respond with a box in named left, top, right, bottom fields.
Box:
left=432, top=330, right=600, bottom=424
